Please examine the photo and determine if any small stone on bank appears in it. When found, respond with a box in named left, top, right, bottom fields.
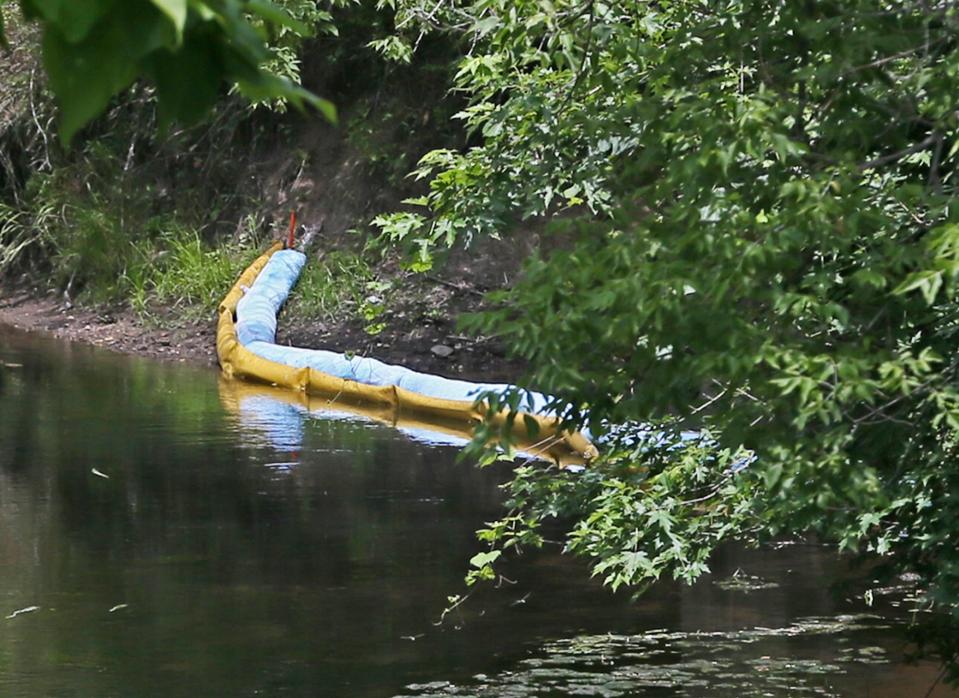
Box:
left=430, top=344, right=455, bottom=358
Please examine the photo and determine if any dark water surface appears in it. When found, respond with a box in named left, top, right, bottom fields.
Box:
left=0, top=326, right=953, bottom=697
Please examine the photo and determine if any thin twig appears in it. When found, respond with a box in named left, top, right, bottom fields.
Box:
left=28, top=66, right=51, bottom=172
left=922, top=665, right=947, bottom=698
left=691, top=388, right=728, bottom=415
left=433, top=590, right=472, bottom=626
left=845, top=38, right=947, bottom=75
left=679, top=482, right=726, bottom=506
left=297, top=217, right=325, bottom=252
left=859, top=134, right=936, bottom=171
left=564, top=0, right=595, bottom=103
left=426, top=275, right=486, bottom=297
left=928, top=131, right=944, bottom=192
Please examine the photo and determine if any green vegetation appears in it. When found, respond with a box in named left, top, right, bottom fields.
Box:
left=0, top=137, right=260, bottom=318
left=2, top=0, right=959, bottom=684
left=0, top=0, right=424, bottom=334
left=369, top=0, right=959, bottom=680
left=0, top=0, right=335, bottom=144
left=282, top=249, right=384, bottom=325
left=141, top=233, right=260, bottom=318
left=0, top=0, right=455, bottom=329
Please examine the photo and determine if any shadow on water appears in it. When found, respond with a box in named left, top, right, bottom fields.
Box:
left=0, top=325, right=954, bottom=697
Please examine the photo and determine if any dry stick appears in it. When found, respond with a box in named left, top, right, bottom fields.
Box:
left=62, top=267, right=78, bottom=305
left=426, top=275, right=486, bottom=297
left=563, top=0, right=595, bottom=106
left=433, top=590, right=472, bottom=627
left=28, top=67, right=51, bottom=172
left=517, top=432, right=569, bottom=465
left=296, top=217, right=325, bottom=253
left=922, top=665, right=947, bottom=698
left=123, top=135, right=136, bottom=173
left=691, top=387, right=728, bottom=415
left=412, top=0, right=447, bottom=52
left=679, top=482, right=726, bottom=506
left=0, top=149, right=18, bottom=204
left=447, top=334, right=485, bottom=345
left=844, top=37, right=948, bottom=75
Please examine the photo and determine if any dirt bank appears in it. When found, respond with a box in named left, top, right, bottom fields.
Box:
left=0, top=287, right=218, bottom=364
left=0, top=268, right=529, bottom=384
left=278, top=274, right=527, bottom=384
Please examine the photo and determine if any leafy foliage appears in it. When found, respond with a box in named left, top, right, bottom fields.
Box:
left=0, top=139, right=259, bottom=316
left=372, top=0, right=959, bottom=677
left=245, top=0, right=341, bottom=112
left=0, top=0, right=335, bottom=143
left=0, top=0, right=455, bottom=333
left=6, top=0, right=959, bottom=680
left=470, top=426, right=757, bottom=592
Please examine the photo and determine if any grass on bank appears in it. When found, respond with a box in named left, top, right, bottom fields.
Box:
left=0, top=161, right=381, bottom=327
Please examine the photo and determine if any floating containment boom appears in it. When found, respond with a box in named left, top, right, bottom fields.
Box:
left=217, top=243, right=596, bottom=464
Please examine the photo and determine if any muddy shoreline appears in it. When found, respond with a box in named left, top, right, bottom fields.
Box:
left=0, top=287, right=218, bottom=365
left=0, top=282, right=527, bottom=384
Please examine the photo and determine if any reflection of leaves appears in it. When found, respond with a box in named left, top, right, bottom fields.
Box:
left=397, top=614, right=898, bottom=697
left=714, top=569, right=780, bottom=592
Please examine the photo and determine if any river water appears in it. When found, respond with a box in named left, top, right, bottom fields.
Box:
left=0, top=326, right=954, bottom=697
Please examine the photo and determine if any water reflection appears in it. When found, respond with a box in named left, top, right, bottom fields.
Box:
left=217, top=377, right=589, bottom=465
left=218, top=377, right=477, bottom=454
left=0, top=326, right=954, bottom=698
left=0, top=327, right=518, bottom=697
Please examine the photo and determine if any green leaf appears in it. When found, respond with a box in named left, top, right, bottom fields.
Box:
left=42, top=24, right=137, bottom=145
left=893, top=270, right=943, bottom=305
left=468, top=550, right=502, bottom=568
left=850, top=269, right=887, bottom=289
left=146, top=40, right=222, bottom=130
left=246, top=0, right=310, bottom=36
left=150, top=0, right=187, bottom=42
left=522, top=413, right=541, bottom=439
left=21, top=0, right=117, bottom=43
left=41, top=2, right=173, bottom=144
left=236, top=74, right=337, bottom=123
left=763, top=462, right=783, bottom=489
left=188, top=0, right=216, bottom=21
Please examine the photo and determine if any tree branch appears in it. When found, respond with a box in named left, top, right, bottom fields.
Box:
left=858, top=134, right=937, bottom=171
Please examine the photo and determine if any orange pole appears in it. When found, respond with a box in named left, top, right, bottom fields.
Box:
left=286, top=210, right=297, bottom=249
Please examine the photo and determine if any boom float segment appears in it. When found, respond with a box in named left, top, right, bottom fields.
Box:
left=217, top=243, right=596, bottom=464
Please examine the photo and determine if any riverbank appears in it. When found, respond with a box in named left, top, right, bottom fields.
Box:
left=0, top=7, right=530, bottom=384
left=0, top=250, right=529, bottom=383
left=0, top=286, right=217, bottom=364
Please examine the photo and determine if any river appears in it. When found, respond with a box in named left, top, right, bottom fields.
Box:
left=0, top=325, right=953, bottom=697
